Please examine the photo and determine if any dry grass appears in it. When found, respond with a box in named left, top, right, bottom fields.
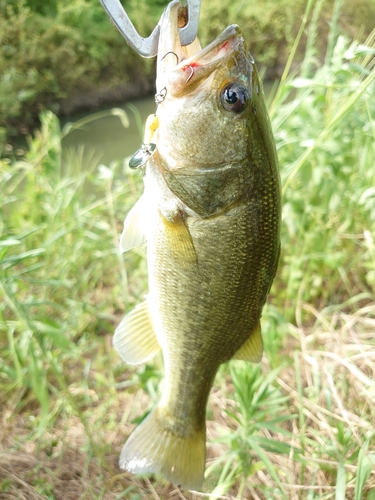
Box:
left=1, top=9, right=374, bottom=497
left=1, top=304, right=374, bottom=499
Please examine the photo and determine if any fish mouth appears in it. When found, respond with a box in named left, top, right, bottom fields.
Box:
left=176, top=24, right=243, bottom=67
left=156, top=1, right=245, bottom=97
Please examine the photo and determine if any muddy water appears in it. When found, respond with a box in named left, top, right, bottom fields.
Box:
left=62, top=97, right=156, bottom=167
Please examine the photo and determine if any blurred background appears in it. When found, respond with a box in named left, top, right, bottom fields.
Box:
left=1, top=0, right=375, bottom=499
left=1, top=0, right=375, bottom=152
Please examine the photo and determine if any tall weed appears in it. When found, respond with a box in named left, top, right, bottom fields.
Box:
left=2, top=0, right=375, bottom=131
left=1, top=0, right=375, bottom=497
left=270, top=19, right=375, bottom=321
left=0, top=110, right=144, bottom=433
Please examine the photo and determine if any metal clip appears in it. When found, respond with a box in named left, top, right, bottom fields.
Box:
left=100, top=0, right=201, bottom=58
left=129, top=143, right=157, bottom=170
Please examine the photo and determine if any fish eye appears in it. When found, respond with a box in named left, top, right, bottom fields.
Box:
left=220, top=82, right=249, bottom=113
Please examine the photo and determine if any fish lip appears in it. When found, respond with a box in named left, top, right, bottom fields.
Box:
left=176, top=24, right=243, bottom=68
left=156, top=2, right=244, bottom=92
left=164, top=24, right=246, bottom=97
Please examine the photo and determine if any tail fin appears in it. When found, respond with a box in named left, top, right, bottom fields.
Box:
left=119, top=406, right=206, bottom=490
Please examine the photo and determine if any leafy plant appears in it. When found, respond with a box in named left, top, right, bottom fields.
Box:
left=0, top=109, right=138, bottom=435
left=270, top=16, right=375, bottom=321
left=205, top=363, right=298, bottom=498
left=2, top=0, right=375, bottom=134
left=1, top=0, right=375, bottom=498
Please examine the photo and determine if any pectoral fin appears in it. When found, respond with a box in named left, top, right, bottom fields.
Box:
left=120, top=196, right=147, bottom=253
left=113, top=298, right=160, bottom=365
left=232, top=322, right=263, bottom=363
left=162, top=212, right=198, bottom=268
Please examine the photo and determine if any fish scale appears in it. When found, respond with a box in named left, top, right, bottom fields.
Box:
left=113, top=0, right=281, bottom=490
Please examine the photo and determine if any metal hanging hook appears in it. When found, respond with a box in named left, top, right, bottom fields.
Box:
left=100, top=0, right=201, bottom=58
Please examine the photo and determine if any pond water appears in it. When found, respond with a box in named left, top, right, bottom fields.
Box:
left=61, top=81, right=275, bottom=168
left=62, top=96, right=156, bottom=167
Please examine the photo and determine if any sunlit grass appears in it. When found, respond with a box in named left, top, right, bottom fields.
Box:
left=1, top=0, right=375, bottom=497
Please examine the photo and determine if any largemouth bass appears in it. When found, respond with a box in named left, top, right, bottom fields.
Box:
left=114, top=0, right=281, bottom=490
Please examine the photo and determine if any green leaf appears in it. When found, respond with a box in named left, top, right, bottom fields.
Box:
left=355, top=439, right=375, bottom=500
left=33, top=321, right=75, bottom=351
left=251, top=439, right=288, bottom=499
left=0, top=239, right=21, bottom=247
left=1, top=248, right=46, bottom=265
left=366, top=490, right=375, bottom=500
left=335, top=460, right=346, bottom=500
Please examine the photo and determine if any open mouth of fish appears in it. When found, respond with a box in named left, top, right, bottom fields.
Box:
left=156, top=1, right=246, bottom=98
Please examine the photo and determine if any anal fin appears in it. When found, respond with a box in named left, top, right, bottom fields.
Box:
left=232, top=322, right=263, bottom=363
left=113, top=298, right=160, bottom=365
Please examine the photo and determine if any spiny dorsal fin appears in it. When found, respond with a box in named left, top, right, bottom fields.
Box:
left=232, top=322, right=263, bottom=363
left=113, top=298, right=160, bottom=365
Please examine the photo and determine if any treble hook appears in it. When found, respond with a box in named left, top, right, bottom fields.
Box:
left=100, top=0, right=201, bottom=58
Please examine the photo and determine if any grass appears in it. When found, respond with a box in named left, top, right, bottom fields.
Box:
left=1, top=0, right=375, bottom=498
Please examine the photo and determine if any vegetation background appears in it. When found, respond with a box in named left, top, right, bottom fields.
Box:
left=1, top=0, right=375, bottom=134
left=1, top=0, right=375, bottom=498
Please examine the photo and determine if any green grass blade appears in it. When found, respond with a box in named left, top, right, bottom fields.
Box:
left=282, top=66, right=375, bottom=191
left=250, top=439, right=288, bottom=499
left=335, top=459, right=347, bottom=500
left=354, top=438, right=375, bottom=500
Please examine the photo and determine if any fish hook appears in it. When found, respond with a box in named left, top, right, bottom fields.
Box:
left=185, top=65, right=195, bottom=84
left=100, top=0, right=201, bottom=58
left=161, top=51, right=180, bottom=65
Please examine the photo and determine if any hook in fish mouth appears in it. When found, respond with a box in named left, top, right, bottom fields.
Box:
left=100, top=0, right=201, bottom=58
left=159, top=24, right=247, bottom=98
left=161, top=51, right=180, bottom=65
left=184, top=65, right=195, bottom=83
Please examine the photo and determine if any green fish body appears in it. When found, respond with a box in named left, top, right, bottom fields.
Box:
left=114, top=0, right=281, bottom=490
